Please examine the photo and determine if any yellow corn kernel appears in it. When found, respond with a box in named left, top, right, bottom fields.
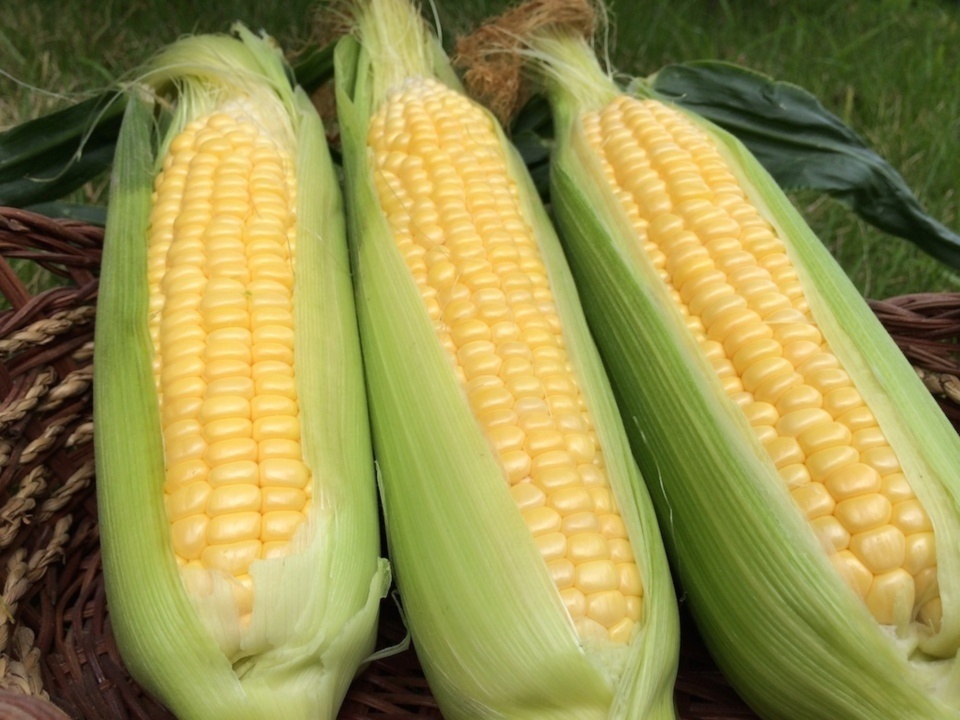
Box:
left=148, top=107, right=311, bottom=610
left=366, top=75, right=645, bottom=643
left=583, top=93, right=940, bottom=630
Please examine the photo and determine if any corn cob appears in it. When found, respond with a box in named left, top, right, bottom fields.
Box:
left=94, top=27, right=389, bottom=720
left=334, top=0, right=679, bottom=717
left=519, top=27, right=960, bottom=720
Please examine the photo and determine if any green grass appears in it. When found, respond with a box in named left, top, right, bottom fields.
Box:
left=612, top=0, right=960, bottom=298
left=1, top=0, right=959, bottom=299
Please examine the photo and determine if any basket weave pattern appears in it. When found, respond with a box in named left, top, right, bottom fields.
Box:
left=2, top=206, right=958, bottom=719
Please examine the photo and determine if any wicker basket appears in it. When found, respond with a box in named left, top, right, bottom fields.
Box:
left=2, top=206, right=959, bottom=719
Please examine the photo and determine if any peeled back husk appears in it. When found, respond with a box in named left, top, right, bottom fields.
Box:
left=333, top=0, right=680, bottom=718
left=536, top=30, right=960, bottom=720
left=93, top=26, right=389, bottom=720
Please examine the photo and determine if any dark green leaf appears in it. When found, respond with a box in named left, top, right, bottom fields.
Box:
left=25, top=201, right=107, bottom=226
left=0, top=40, right=336, bottom=212
left=511, top=94, right=552, bottom=136
left=510, top=129, right=551, bottom=198
left=510, top=95, right=554, bottom=198
left=650, top=61, right=960, bottom=269
left=0, top=91, right=124, bottom=207
left=291, top=41, right=336, bottom=94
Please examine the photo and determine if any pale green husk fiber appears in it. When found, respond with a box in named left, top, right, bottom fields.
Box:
left=334, top=0, right=680, bottom=718
left=534, top=30, right=960, bottom=720
left=94, top=26, right=389, bottom=720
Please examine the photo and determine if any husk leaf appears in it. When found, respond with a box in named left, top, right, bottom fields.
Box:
left=94, top=26, right=388, bottom=720
left=536, top=31, right=960, bottom=720
left=334, top=1, right=679, bottom=718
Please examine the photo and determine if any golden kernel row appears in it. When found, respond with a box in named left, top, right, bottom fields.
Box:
left=583, top=95, right=939, bottom=630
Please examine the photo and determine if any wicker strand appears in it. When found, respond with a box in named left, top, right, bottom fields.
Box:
left=1, top=551, right=30, bottom=654
left=915, top=367, right=960, bottom=405
left=18, top=425, right=67, bottom=467
left=0, top=467, right=47, bottom=550
left=70, top=341, right=94, bottom=364
left=0, top=307, right=96, bottom=361
left=25, top=517, right=72, bottom=585
left=37, top=461, right=94, bottom=523
left=37, top=366, right=93, bottom=414
left=0, top=628, right=47, bottom=697
left=0, top=368, right=57, bottom=434
left=0, top=517, right=72, bottom=656
left=64, top=422, right=93, bottom=450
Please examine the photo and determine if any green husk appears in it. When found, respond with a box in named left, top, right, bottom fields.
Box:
left=532, top=30, right=960, bottom=720
left=334, top=1, right=679, bottom=718
left=93, top=26, right=389, bottom=720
